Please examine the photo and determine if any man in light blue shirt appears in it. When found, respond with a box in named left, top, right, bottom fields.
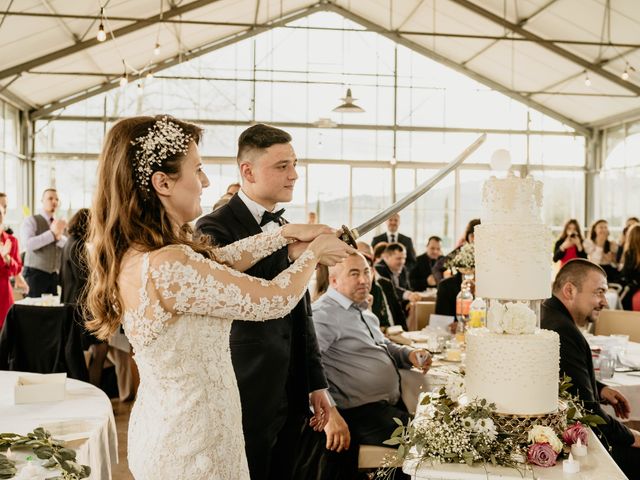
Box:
left=312, top=252, right=430, bottom=466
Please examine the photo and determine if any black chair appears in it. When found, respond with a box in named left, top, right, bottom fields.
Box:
left=0, top=304, right=89, bottom=381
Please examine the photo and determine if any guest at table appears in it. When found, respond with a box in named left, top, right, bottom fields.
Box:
left=617, top=217, right=640, bottom=264
left=584, top=219, right=619, bottom=282
left=553, top=219, right=587, bottom=266
left=541, top=259, right=640, bottom=479
left=301, top=252, right=430, bottom=478
left=432, top=218, right=479, bottom=284
left=372, top=213, right=416, bottom=270
left=357, top=241, right=406, bottom=331
left=410, top=235, right=444, bottom=291
left=619, top=224, right=640, bottom=311
left=60, top=208, right=108, bottom=387
left=375, top=243, right=421, bottom=306
left=0, top=205, right=22, bottom=328
left=0, top=193, right=28, bottom=296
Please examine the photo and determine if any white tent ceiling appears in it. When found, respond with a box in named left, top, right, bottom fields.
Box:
left=1, top=0, right=639, bottom=134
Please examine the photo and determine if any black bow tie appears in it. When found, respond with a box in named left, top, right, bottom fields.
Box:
left=260, top=208, right=285, bottom=226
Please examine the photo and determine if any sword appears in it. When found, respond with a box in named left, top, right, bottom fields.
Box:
left=339, top=133, right=486, bottom=247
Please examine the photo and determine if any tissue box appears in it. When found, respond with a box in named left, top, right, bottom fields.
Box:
left=14, top=373, right=66, bottom=404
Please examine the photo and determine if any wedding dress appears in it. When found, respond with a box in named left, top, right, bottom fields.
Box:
left=119, top=229, right=316, bottom=479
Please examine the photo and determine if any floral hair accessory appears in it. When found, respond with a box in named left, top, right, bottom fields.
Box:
left=131, top=116, right=192, bottom=195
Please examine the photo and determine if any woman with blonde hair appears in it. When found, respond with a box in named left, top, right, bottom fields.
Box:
left=85, top=115, right=352, bottom=479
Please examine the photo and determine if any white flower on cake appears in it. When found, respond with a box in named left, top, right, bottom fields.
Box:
left=474, top=418, right=498, bottom=440
left=502, top=302, right=536, bottom=334
left=487, top=302, right=536, bottom=335
left=487, top=302, right=505, bottom=333
left=528, top=425, right=563, bottom=453
left=445, top=375, right=465, bottom=402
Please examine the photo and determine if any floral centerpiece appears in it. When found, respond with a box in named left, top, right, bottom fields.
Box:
left=378, top=375, right=604, bottom=477
left=0, top=428, right=90, bottom=480
left=444, top=243, right=475, bottom=272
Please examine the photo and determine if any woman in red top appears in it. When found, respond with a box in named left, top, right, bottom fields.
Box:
left=553, top=219, right=587, bottom=266
left=0, top=206, right=22, bottom=328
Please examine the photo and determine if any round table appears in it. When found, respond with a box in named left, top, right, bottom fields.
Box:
left=0, top=371, right=118, bottom=480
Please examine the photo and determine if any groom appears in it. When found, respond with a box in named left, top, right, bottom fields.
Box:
left=196, top=124, right=331, bottom=480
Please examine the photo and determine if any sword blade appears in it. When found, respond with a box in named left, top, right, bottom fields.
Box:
left=352, top=133, right=486, bottom=238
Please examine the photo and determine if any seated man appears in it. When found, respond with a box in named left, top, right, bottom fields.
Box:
left=310, top=253, right=430, bottom=477
left=375, top=243, right=422, bottom=307
left=357, top=241, right=406, bottom=331
left=410, top=235, right=444, bottom=291
left=541, top=259, right=640, bottom=479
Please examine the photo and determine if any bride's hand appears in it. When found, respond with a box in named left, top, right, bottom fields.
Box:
left=309, top=234, right=355, bottom=266
left=282, top=224, right=335, bottom=242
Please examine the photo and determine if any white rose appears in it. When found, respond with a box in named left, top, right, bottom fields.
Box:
left=502, top=302, right=536, bottom=335
left=445, top=375, right=465, bottom=402
left=527, top=425, right=563, bottom=453
left=487, top=302, right=505, bottom=333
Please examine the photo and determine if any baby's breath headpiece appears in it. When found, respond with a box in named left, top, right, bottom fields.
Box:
left=130, top=116, right=192, bottom=195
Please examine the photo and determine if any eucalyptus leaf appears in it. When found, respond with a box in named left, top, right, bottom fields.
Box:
left=34, top=445, right=54, bottom=459
left=391, top=426, right=403, bottom=438
left=383, top=438, right=401, bottom=446
left=393, top=417, right=404, bottom=427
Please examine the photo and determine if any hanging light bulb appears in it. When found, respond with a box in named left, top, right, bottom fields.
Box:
left=146, top=70, right=154, bottom=79
left=136, top=82, right=144, bottom=96
left=332, top=88, right=365, bottom=113
left=119, top=72, right=128, bottom=88
left=622, top=65, right=630, bottom=80
left=96, top=8, right=107, bottom=42
left=154, top=43, right=161, bottom=56
left=96, top=22, right=107, bottom=42
left=584, top=72, right=591, bottom=87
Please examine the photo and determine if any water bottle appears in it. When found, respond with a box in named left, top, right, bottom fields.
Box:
left=455, top=279, right=473, bottom=343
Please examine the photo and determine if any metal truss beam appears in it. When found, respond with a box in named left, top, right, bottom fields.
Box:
left=450, top=0, right=640, bottom=96
left=0, top=0, right=224, bottom=81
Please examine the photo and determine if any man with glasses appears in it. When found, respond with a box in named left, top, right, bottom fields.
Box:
left=541, top=258, right=640, bottom=479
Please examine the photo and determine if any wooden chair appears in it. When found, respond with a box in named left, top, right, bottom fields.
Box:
left=407, top=301, right=435, bottom=331
left=358, top=369, right=429, bottom=470
left=594, top=309, right=640, bottom=343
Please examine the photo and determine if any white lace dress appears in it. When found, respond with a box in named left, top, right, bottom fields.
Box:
left=119, top=229, right=316, bottom=479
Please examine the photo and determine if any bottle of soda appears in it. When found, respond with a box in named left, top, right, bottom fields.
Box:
left=455, top=275, right=473, bottom=343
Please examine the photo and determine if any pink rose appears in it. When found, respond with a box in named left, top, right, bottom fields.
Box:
left=527, top=443, right=558, bottom=467
left=562, top=422, right=589, bottom=447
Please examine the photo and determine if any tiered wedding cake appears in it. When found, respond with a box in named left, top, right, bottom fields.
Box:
left=465, top=173, right=560, bottom=415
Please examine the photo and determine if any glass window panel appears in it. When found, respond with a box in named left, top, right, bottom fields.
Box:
left=352, top=168, right=391, bottom=244
left=307, top=164, right=349, bottom=228
left=529, top=170, right=585, bottom=231
left=528, top=135, right=585, bottom=167
left=415, top=170, right=455, bottom=252
left=4, top=104, right=19, bottom=153
left=458, top=169, right=492, bottom=237
left=34, top=160, right=98, bottom=213
left=34, top=121, right=104, bottom=154
left=395, top=168, right=418, bottom=250
left=200, top=125, right=244, bottom=157
left=200, top=163, right=241, bottom=214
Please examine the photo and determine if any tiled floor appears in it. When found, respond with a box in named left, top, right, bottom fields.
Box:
left=110, top=399, right=134, bottom=480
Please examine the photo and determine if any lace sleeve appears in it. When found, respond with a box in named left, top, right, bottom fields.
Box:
left=148, top=244, right=316, bottom=322
left=211, top=228, right=291, bottom=272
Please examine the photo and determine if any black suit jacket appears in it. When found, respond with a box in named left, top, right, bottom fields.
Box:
left=373, top=276, right=407, bottom=330
left=410, top=253, right=444, bottom=291
left=375, top=260, right=412, bottom=295
left=195, top=194, right=328, bottom=430
left=435, top=272, right=462, bottom=317
left=541, top=296, right=634, bottom=447
left=371, top=232, right=417, bottom=269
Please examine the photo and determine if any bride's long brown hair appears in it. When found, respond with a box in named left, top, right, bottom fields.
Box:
left=85, top=115, right=214, bottom=340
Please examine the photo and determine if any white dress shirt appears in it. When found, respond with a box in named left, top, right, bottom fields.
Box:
left=237, top=189, right=282, bottom=233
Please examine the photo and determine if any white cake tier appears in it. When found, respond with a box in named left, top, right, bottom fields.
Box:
left=474, top=223, right=552, bottom=300
left=481, top=175, right=543, bottom=225
left=465, top=328, right=560, bottom=415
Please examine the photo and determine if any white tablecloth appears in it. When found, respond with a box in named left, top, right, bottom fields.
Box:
left=595, top=340, right=640, bottom=422
left=0, top=371, right=118, bottom=480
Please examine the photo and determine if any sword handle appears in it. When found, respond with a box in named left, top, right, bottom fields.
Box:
left=339, top=225, right=358, bottom=248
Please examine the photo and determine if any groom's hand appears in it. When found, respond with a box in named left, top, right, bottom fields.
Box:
left=287, top=241, right=309, bottom=261
left=282, top=224, right=335, bottom=243
left=309, top=389, right=332, bottom=432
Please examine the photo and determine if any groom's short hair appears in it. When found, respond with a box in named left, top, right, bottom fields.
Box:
left=237, top=124, right=291, bottom=164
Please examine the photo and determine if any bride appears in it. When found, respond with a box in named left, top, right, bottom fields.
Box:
left=84, top=115, right=353, bottom=479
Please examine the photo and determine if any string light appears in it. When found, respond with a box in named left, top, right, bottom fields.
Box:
left=584, top=71, right=591, bottom=87
left=621, top=64, right=635, bottom=80
left=119, top=61, right=128, bottom=87
left=146, top=70, right=154, bottom=79
left=154, top=43, right=161, bottom=56
left=96, top=8, right=107, bottom=42
left=137, top=82, right=144, bottom=96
